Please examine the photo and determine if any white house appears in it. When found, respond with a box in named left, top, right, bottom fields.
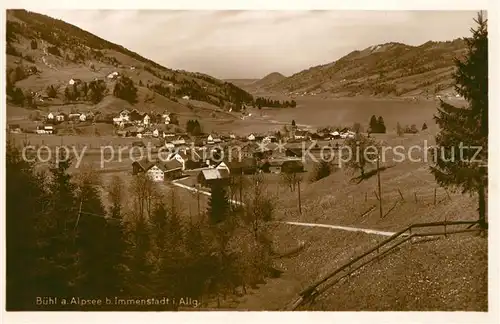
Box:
left=215, top=161, right=230, bottom=174
left=79, top=113, right=87, bottom=122
left=119, top=110, right=130, bottom=120
left=182, top=95, right=190, bottom=100
left=207, top=134, right=214, bottom=144
left=113, top=117, right=122, bottom=125
left=36, top=125, right=54, bottom=135
left=247, top=134, right=256, bottom=141
left=162, top=114, right=171, bottom=124
left=146, top=165, right=165, bottom=182
left=143, top=114, right=151, bottom=126
left=229, top=134, right=236, bottom=139
left=47, top=112, right=54, bottom=120
left=152, top=129, right=160, bottom=138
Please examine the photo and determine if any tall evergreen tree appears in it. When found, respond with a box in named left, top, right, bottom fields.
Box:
left=431, top=12, right=488, bottom=227
left=207, top=182, right=230, bottom=224
left=41, top=154, right=79, bottom=304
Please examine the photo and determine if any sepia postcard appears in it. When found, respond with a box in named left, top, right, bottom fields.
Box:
left=2, top=1, right=497, bottom=324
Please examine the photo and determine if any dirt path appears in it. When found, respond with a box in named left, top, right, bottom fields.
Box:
left=171, top=179, right=393, bottom=237
left=281, top=221, right=396, bottom=237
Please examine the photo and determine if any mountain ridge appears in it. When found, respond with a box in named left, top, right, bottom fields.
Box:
left=266, top=39, right=467, bottom=98
left=6, top=9, right=254, bottom=118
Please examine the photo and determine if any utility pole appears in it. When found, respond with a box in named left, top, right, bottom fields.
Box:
left=297, top=176, right=302, bottom=215
left=74, top=199, right=83, bottom=243
left=239, top=169, right=243, bottom=204
left=196, top=186, right=201, bottom=219
left=377, top=154, right=383, bottom=218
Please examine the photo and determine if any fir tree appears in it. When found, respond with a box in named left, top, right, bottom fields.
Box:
left=431, top=12, right=488, bottom=227
left=207, top=182, right=230, bottom=224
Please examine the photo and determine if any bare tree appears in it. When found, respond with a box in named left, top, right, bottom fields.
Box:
left=129, top=174, right=161, bottom=221
left=344, top=134, right=380, bottom=178
left=107, top=175, right=125, bottom=218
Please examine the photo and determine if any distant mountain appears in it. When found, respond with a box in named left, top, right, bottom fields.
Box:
left=253, top=72, right=286, bottom=87
left=269, top=40, right=467, bottom=98
left=6, top=9, right=254, bottom=116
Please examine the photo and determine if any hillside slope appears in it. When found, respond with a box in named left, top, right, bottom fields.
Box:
left=308, top=234, right=487, bottom=311
left=253, top=72, right=286, bottom=88
left=268, top=40, right=467, bottom=98
left=5, top=9, right=254, bottom=118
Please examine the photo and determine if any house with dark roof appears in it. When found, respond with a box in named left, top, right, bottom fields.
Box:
left=197, top=168, right=230, bottom=187
left=226, top=158, right=257, bottom=175
left=163, top=159, right=183, bottom=180
left=261, top=158, right=304, bottom=174
left=294, top=130, right=309, bottom=140
left=285, top=148, right=303, bottom=158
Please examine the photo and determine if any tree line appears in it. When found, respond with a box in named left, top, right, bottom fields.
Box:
left=254, top=97, right=297, bottom=108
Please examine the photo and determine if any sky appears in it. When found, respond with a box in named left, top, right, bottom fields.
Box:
left=36, top=10, right=478, bottom=79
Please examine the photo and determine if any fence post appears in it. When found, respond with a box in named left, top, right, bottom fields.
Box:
left=365, top=192, right=367, bottom=202
left=414, top=192, right=417, bottom=203
left=397, top=189, right=404, bottom=201
left=434, top=188, right=437, bottom=205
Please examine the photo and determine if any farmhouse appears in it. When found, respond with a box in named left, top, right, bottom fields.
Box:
left=227, top=158, right=257, bottom=175
left=261, top=158, right=304, bottom=174
left=166, top=152, right=189, bottom=171
left=36, top=125, right=55, bottom=135
left=294, top=130, right=308, bottom=140
left=142, top=114, right=151, bottom=126
left=132, top=160, right=164, bottom=182
left=247, top=134, right=256, bottom=141
left=47, top=112, right=55, bottom=120
left=163, top=159, right=183, bottom=180
left=182, top=95, right=190, bottom=100
left=214, top=161, right=230, bottom=173
left=197, top=169, right=230, bottom=188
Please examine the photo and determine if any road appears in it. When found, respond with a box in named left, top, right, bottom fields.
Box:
left=171, top=179, right=395, bottom=237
